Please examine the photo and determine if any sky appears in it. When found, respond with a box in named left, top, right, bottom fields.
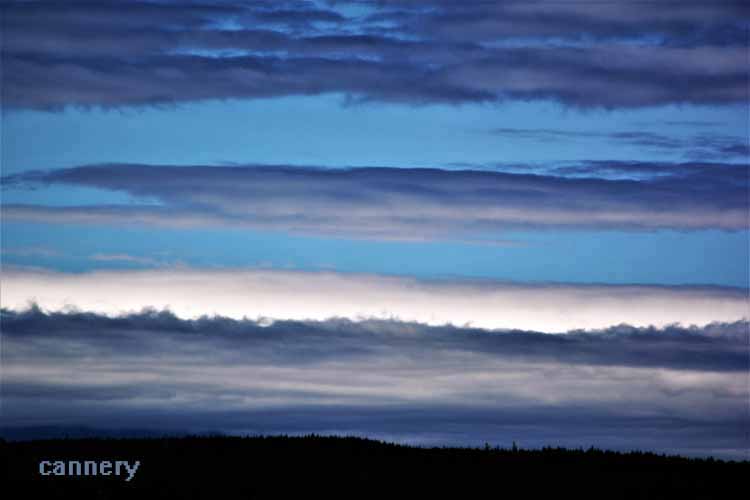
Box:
left=1, top=0, right=749, bottom=458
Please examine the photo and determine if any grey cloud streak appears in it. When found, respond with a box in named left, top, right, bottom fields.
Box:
left=2, top=163, right=747, bottom=238
left=489, top=128, right=750, bottom=160
left=3, top=307, right=747, bottom=373
left=2, top=307, right=748, bottom=457
left=2, top=1, right=748, bottom=109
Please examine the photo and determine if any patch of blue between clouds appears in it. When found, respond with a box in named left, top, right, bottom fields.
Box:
left=2, top=222, right=747, bottom=288
left=2, top=97, right=746, bottom=176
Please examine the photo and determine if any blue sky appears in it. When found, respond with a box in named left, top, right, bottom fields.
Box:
left=3, top=222, right=748, bottom=287
left=1, top=0, right=748, bottom=457
left=2, top=98, right=748, bottom=287
left=3, top=98, right=748, bottom=176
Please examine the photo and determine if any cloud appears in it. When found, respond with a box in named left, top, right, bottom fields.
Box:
left=489, top=128, right=749, bottom=161
left=2, top=163, right=747, bottom=238
left=3, top=1, right=748, bottom=109
left=2, top=307, right=747, bottom=457
left=1, top=268, right=746, bottom=331
left=1, top=246, right=61, bottom=258
left=3, top=306, right=747, bottom=372
left=88, top=253, right=162, bottom=266
left=360, top=0, right=749, bottom=47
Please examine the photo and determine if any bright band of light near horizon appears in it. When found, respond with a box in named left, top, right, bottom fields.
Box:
left=2, top=269, right=747, bottom=332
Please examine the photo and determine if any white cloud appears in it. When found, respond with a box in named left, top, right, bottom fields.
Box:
left=2, top=268, right=746, bottom=331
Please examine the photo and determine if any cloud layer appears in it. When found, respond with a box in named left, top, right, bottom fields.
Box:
left=4, top=1, right=748, bottom=109
left=3, top=162, right=747, bottom=239
left=489, top=128, right=750, bottom=161
left=1, top=268, right=747, bottom=331
left=2, top=307, right=747, bottom=457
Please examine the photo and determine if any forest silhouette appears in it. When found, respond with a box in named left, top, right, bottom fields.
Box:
left=2, top=434, right=747, bottom=498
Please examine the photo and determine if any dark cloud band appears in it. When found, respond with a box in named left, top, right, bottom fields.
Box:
left=2, top=307, right=747, bottom=457
left=3, top=307, right=748, bottom=372
left=3, top=162, right=747, bottom=237
left=3, top=1, right=748, bottom=109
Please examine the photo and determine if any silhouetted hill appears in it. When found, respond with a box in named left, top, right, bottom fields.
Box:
left=2, top=434, right=747, bottom=499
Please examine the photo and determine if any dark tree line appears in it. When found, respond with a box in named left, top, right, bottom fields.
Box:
left=2, top=435, right=747, bottom=499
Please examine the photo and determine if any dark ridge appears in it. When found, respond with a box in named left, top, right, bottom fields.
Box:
left=2, top=434, right=747, bottom=498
